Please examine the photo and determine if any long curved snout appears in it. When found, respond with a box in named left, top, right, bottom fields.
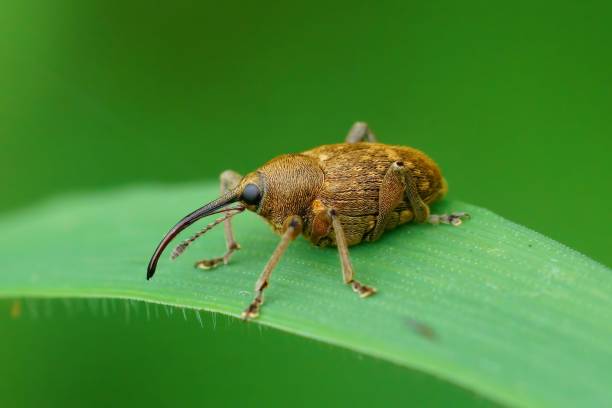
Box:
left=146, top=190, right=240, bottom=280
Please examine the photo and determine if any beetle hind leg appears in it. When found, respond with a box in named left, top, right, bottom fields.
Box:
left=400, top=165, right=469, bottom=227
left=194, top=170, right=243, bottom=270
left=369, top=161, right=431, bottom=241
left=427, top=212, right=471, bottom=226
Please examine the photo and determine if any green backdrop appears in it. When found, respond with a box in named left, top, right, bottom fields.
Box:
left=0, top=0, right=609, bottom=406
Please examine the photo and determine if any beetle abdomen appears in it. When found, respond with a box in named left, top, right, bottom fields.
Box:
left=302, top=142, right=446, bottom=245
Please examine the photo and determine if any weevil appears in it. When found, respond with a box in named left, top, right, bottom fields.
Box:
left=147, top=122, right=469, bottom=319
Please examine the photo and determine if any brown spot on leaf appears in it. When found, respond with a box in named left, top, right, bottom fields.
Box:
left=406, top=317, right=437, bottom=341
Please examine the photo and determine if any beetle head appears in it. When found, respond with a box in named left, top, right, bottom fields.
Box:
left=147, top=154, right=323, bottom=279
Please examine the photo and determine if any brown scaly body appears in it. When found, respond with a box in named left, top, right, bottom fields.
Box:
left=147, top=122, right=468, bottom=319
left=304, top=143, right=447, bottom=246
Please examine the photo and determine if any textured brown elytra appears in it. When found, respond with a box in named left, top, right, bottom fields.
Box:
left=147, top=122, right=469, bottom=319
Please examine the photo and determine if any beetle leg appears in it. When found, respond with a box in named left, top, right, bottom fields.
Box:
left=370, top=161, right=410, bottom=241
left=345, top=121, right=378, bottom=143
left=427, top=212, right=471, bottom=226
left=393, top=163, right=469, bottom=227
left=330, top=209, right=377, bottom=298
left=242, top=215, right=303, bottom=319
left=400, top=162, right=431, bottom=224
left=372, top=160, right=431, bottom=237
left=195, top=170, right=243, bottom=270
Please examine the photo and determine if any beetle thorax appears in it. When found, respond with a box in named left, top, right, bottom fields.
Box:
left=256, top=154, right=323, bottom=232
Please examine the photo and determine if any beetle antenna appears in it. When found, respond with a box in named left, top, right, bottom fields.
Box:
left=171, top=206, right=245, bottom=260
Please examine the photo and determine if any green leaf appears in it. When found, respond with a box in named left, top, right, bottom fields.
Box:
left=1, top=183, right=610, bottom=407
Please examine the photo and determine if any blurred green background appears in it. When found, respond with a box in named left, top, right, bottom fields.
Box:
left=0, top=0, right=609, bottom=406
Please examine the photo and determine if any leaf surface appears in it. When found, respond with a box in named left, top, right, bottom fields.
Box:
left=1, top=183, right=610, bottom=407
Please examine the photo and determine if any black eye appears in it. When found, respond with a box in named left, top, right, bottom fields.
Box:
left=242, top=183, right=261, bottom=205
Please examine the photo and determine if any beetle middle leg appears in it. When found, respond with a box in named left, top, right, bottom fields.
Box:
left=345, top=121, right=378, bottom=143
left=330, top=209, right=376, bottom=298
left=242, top=215, right=303, bottom=319
left=195, top=170, right=243, bottom=270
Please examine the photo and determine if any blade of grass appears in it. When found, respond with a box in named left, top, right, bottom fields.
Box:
left=0, top=182, right=610, bottom=407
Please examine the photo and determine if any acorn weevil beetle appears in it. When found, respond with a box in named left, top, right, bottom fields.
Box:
left=147, top=122, right=469, bottom=319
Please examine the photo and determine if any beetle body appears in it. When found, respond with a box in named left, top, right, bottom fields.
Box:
left=147, top=122, right=467, bottom=319
left=248, top=143, right=447, bottom=247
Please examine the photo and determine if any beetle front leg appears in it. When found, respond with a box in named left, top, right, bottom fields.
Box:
left=345, top=121, right=378, bottom=143
left=195, top=170, right=243, bottom=270
left=242, top=215, right=303, bottom=320
left=330, top=209, right=377, bottom=298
